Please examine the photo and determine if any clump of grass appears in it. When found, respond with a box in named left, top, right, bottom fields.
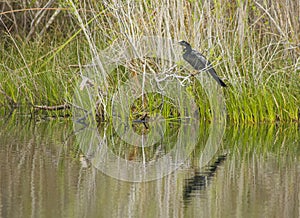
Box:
left=0, top=0, right=299, bottom=123
left=0, top=36, right=77, bottom=107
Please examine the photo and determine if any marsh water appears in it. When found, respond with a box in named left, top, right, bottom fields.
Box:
left=0, top=113, right=299, bottom=218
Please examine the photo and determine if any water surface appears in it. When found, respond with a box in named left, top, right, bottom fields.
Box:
left=0, top=115, right=299, bottom=218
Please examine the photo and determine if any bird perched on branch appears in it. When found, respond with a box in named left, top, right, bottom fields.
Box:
left=178, top=40, right=227, bottom=87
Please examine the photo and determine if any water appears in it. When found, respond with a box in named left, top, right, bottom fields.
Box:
left=0, top=115, right=299, bottom=218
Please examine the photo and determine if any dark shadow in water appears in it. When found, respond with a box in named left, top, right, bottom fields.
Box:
left=183, top=153, right=227, bottom=205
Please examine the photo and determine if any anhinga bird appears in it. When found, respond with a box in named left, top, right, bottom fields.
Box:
left=178, top=40, right=227, bottom=87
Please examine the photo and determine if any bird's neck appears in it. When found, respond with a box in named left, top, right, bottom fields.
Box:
left=184, top=46, right=192, bottom=53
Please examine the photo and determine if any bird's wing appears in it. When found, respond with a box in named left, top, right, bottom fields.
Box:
left=192, top=51, right=210, bottom=68
left=192, top=51, right=227, bottom=87
left=189, top=50, right=211, bottom=70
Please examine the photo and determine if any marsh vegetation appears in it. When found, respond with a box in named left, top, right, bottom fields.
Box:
left=0, top=0, right=299, bottom=123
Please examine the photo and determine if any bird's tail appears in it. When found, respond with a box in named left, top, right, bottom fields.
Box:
left=208, top=69, right=227, bottom=87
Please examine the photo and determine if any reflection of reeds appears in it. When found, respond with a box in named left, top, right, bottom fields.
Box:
left=76, top=122, right=300, bottom=217
left=208, top=123, right=300, bottom=218
left=0, top=0, right=299, bottom=123
left=97, top=119, right=181, bottom=162
left=0, top=116, right=298, bottom=217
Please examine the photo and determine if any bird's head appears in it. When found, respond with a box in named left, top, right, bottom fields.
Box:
left=178, top=40, right=192, bottom=52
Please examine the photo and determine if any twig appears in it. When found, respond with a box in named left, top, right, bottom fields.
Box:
left=33, top=104, right=70, bottom=111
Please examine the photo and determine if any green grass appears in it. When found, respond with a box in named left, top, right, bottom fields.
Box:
left=0, top=0, right=299, bottom=123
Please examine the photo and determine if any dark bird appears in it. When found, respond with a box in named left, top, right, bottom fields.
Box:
left=178, top=40, right=227, bottom=87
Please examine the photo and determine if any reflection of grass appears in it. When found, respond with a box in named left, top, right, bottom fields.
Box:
left=224, top=123, right=300, bottom=158
left=0, top=1, right=299, bottom=123
left=98, top=120, right=181, bottom=162
left=187, top=123, right=300, bottom=170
